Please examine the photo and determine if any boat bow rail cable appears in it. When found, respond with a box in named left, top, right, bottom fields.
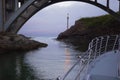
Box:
left=59, top=35, right=120, bottom=80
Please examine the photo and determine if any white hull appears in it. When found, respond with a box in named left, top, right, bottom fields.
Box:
left=85, top=50, right=120, bottom=80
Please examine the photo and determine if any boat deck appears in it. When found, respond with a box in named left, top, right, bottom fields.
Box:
left=86, top=50, right=120, bottom=80
left=60, top=35, right=120, bottom=80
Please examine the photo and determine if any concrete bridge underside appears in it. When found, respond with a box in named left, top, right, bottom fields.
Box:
left=0, top=0, right=120, bottom=33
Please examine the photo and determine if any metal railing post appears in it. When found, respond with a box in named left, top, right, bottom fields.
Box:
left=118, top=35, right=120, bottom=53
left=118, top=35, right=120, bottom=78
left=105, top=36, right=109, bottom=52
left=112, top=35, right=118, bottom=50
left=94, top=38, right=98, bottom=59
left=99, top=37, right=103, bottom=56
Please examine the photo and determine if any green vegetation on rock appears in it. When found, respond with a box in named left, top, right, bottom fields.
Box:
left=57, top=14, right=120, bottom=52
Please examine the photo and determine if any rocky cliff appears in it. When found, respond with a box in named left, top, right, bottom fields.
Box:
left=0, top=32, right=48, bottom=53
left=57, top=14, right=120, bottom=51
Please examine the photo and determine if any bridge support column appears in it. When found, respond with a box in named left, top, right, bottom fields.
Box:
left=15, top=0, right=19, bottom=11
left=6, top=0, right=19, bottom=20
left=5, top=0, right=19, bottom=31
left=0, top=0, right=5, bottom=32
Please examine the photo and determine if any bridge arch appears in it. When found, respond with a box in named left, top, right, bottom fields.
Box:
left=5, top=0, right=120, bottom=33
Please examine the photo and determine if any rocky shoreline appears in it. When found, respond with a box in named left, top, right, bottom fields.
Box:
left=0, top=32, right=48, bottom=53
left=57, top=14, right=120, bottom=52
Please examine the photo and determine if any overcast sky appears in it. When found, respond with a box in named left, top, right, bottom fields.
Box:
left=18, top=1, right=119, bottom=37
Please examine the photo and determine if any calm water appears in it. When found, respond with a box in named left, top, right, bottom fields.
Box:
left=0, top=37, right=82, bottom=80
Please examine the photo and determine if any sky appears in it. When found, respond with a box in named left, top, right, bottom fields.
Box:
left=18, top=1, right=119, bottom=37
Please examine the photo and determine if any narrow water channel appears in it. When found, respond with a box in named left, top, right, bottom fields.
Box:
left=0, top=37, right=82, bottom=80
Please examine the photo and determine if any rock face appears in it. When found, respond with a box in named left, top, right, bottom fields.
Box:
left=57, top=14, right=120, bottom=51
left=57, top=21, right=87, bottom=39
left=0, top=32, right=48, bottom=53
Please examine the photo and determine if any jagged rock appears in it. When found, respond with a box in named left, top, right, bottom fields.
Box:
left=0, top=32, right=48, bottom=53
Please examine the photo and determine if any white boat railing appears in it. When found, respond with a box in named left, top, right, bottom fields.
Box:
left=60, top=35, right=119, bottom=80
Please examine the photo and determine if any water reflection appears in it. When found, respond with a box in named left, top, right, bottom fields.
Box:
left=64, top=48, right=71, bottom=71
left=0, top=37, right=81, bottom=80
left=0, top=53, right=42, bottom=80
